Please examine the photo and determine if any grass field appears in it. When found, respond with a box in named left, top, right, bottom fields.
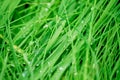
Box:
left=0, top=0, right=120, bottom=80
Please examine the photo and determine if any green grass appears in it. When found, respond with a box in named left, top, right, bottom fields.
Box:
left=0, top=0, right=120, bottom=80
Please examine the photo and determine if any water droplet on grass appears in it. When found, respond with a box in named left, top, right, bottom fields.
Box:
left=74, top=72, right=78, bottom=76
left=90, top=42, right=93, bottom=45
left=45, top=8, right=49, bottom=11
left=40, top=70, right=42, bottom=73
left=29, top=41, right=34, bottom=46
left=36, top=64, right=39, bottom=67
left=78, top=1, right=81, bottom=4
left=7, top=48, right=10, bottom=52
left=28, top=61, right=31, bottom=65
left=91, top=7, right=94, bottom=11
left=59, top=67, right=64, bottom=71
left=93, top=63, right=97, bottom=69
left=43, top=24, right=49, bottom=28
left=48, top=62, right=51, bottom=66
left=49, top=51, right=52, bottom=54
left=81, top=20, right=84, bottom=23
left=63, top=45, right=66, bottom=48
left=25, top=67, right=27, bottom=70
left=95, top=48, right=97, bottom=51
left=117, top=70, right=119, bottom=74
left=47, top=3, right=51, bottom=8
left=22, top=72, right=26, bottom=77
left=21, top=27, right=26, bottom=30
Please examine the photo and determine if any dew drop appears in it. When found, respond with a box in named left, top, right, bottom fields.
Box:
left=59, top=67, right=64, bottom=71
left=29, top=41, right=34, bottom=46
left=74, top=72, right=78, bottom=76
left=91, top=7, right=94, bottom=11
left=63, top=45, right=66, bottom=48
left=21, top=27, right=26, bottom=30
left=117, top=70, right=119, bottom=74
left=81, top=20, right=84, bottom=24
left=43, top=24, right=49, bottom=28
left=49, top=51, right=51, bottom=54
left=90, top=41, right=93, bottom=45
left=47, top=3, right=51, bottom=8
left=25, top=67, right=27, bottom=70
left=45, top=8, right=49, bottom=11
left=48, top=62, right=51, bottom=66
left=93, top=63, right=96, bottom=69
left=22, top=72, right=26, bottom=77
left=78, top=1, right=81, bottom=4
left=40, top=70, right=42, bottom=73
left=7, top=48, right=10, bottom=52
left=36, top=64, right=39, bottom=67
left=50, top=70, right=53, bottom=73
left=28, top=61, right=31, bottom=65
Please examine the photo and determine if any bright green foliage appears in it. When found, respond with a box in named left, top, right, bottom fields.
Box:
left=0, top=0, right=120, bottom=80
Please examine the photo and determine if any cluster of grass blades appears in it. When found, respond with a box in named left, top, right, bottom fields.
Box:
left=0, top=0, right=120, bottom=80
